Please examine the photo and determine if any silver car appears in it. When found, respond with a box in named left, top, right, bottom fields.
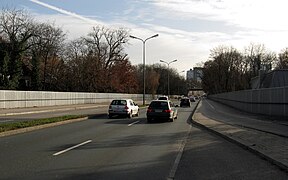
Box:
left=146, top=100, right=178, bottom=123
left=108, top=99, right=139, bottom=118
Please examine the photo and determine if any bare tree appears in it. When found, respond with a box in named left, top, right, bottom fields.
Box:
left=276, top=48, right=288, bottom=69
left=0, top=8, right=35, bottom=89
left=29, top=22, right=66, bottom=90
left=203, top=46, right=244, bottom=94
left=82, top=26, right=130, bottom=92
left=62, top=26, right=131, bottom=93
left=85, top=26, right=129, bottom=69
left=145, top=67, right=160, bottom=96
left=63, top=39, right=89, bottom=91
left=243, top=43, right=274, bottom=77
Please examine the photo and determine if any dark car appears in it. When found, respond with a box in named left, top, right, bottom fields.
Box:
left=189, top=96, right=196, bottom=102
left=146, top=100, right=178, bottom=123
left=180, top=98, right=191, bottom=107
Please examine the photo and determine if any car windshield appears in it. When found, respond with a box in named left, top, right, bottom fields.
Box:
left=149, top=101, right=169, bottom=110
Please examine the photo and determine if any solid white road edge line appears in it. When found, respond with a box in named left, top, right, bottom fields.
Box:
left=167, top=125, right=192, bottom=180
left=128, top=120, right=140, bottom=127
left=53, top=140, right=92, bottom=156
left=205, top=99, right=215, bottom=110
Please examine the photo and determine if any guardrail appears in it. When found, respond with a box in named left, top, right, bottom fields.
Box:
left=209, top=87, right=288, bottom=118
left=0, top=90, right=156, bottom=109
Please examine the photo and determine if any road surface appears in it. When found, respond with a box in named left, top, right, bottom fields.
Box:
left=0, top=101, right=287, bottom=179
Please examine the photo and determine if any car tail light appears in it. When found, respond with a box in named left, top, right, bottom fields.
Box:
left=147, top=107, right=153, bottom=113
left=109, top=105, right=112, bottom=109
left=163, top=109, right=172, bottom=113
left=124, top=105, right=129, bottom=111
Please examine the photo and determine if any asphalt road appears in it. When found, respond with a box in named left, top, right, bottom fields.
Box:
left=176, top=124, right=288, bottom=180
left=0, top=101, right=287, bottom=180
left=0, top=104, right=193, bottom=180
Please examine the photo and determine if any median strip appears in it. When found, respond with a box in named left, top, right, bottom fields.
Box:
left=0, top=115, right=87, bottom=137
left=53, top=140, right=92, bottom=156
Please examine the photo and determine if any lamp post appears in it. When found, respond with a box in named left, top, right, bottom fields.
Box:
left=130, top=34, right=159, bottom=105
left=178, top=70, right=186, bottom=95
left=160, top=59, right=177, bottom=97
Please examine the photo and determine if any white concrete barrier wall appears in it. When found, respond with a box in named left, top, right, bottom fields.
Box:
left=0, top=90, right=152, bottom=109
left=209, top=87, right=288, bottom=118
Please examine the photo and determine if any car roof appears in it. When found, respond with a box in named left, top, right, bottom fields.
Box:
left=111, top=99, right=132, bottom=101
left=151, top=100, right=170, bottom=102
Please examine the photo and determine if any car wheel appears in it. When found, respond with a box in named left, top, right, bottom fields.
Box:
left=135, top=109, right=139, bottom=117
left=108, top=114, right=112, bottom=119
left=168, top=118, right=174, bottom=122
left=128, top=111, right=133, bottom=118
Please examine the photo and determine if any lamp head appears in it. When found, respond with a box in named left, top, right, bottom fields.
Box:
left=151, top=34, right=159, bottom=38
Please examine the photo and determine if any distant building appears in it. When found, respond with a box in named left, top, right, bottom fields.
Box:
left=186, top=67, right=203, bottom=83
left=186, top=69, right=194, bottom=80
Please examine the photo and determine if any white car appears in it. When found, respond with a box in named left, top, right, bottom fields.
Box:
left=108, top=99, right=139, bottom=118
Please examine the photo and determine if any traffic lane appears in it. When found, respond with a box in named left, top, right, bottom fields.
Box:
left=0, top=105, right=195, bottom=179
left=0, top=114, right=112, bottom=179
left=0, top=105, right=109, bottom=123
left=60, top=105, right=195, bottom=180
left=200, top=98, right=288, bottom=137
left=175, top=125, right=288, bottom=180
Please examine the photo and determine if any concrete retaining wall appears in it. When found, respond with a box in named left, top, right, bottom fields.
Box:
left=0, top=90, right=154, bottom=109
left=209, top=87, right=288, bottom=118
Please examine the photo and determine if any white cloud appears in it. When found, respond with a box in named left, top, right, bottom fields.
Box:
left=151, top=0, right=288, bottom=31
left=30, top=0, right=103, bottom=25
left=32, top=14, right=94, bottom=40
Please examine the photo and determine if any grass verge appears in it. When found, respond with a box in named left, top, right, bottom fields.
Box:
left=0, top=115, right=86, bottom=133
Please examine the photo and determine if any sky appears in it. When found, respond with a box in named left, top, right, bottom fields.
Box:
left=1, top=0, right=288, bottom=73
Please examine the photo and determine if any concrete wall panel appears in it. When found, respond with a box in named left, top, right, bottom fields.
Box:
left=210, top=87, right=288, bottom=118
left=0, top=90, right=153, bottom=109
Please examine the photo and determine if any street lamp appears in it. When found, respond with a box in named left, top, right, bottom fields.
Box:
left=160, top=59, right=177, bottom=97
left=178, top=70, right=186, bottom=95
left=180, top=70, right=186, bottom=79
left=130, top=34, right=159, bottom=105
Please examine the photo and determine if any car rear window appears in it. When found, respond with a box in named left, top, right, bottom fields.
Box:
left=181, top=99, right=189, bottom=103
left=149, top=101, right=169, bottom=109
left=158, top=97, right=168, bottom=100
left=111, top=100, right=127, bottom=105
